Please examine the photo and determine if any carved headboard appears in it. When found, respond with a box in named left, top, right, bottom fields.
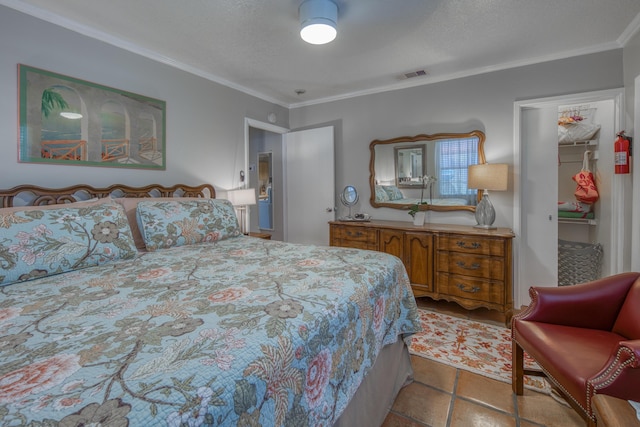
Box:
left=0, top=183, right=216, bottom=208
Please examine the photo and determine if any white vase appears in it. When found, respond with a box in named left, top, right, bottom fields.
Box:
left=413, top=211, right=426, bottom=226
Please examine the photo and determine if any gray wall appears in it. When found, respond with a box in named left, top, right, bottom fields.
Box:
left=290, top=51, right=625, bottom=229
left=624, top=29, right=640, bottom=135
left=0, top=6, right=288, bottom=194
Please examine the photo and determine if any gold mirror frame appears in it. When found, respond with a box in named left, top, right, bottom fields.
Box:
left=369, top=131, right=486, bottom=212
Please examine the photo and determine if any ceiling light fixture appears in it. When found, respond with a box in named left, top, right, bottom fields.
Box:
left=299, top=0, right=337, bottom=45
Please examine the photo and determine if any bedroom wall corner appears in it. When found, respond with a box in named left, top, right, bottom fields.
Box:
left=0, top=5, right=288, bottom=193
left=289, top=50, right=624, bottom=232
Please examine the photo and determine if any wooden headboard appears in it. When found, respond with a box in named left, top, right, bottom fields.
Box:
left=0, top=183, right=216, bottom=208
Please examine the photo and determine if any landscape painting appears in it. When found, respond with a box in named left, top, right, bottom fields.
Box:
left=18, top=64, right=166, bottom=170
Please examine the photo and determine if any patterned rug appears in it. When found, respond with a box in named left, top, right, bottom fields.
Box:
left=409, top=308, right=551, bottom=394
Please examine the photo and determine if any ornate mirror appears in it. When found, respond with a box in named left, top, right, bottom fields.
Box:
left=369, top=131, right=486, bottom=212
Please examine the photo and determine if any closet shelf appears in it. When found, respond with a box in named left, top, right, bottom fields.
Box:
left=558, top=139, right=598, bottom=147
left=558, top=217, right=597, bottom=225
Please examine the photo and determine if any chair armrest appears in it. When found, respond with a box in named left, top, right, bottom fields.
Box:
left=620, top=340, right=640, bottom=362
left=589, top=340, right=640, bottom=401
left=513, top=273, right=640, bottom=330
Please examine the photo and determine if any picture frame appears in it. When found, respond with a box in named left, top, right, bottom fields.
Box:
left=18, top=64, right=166, bottom=170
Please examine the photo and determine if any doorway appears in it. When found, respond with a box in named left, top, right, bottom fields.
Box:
left=257, top=152, right=273, bottom=230
left=245, top=119, right=336, bottom=245
left=246, top=118, right=288, bottom=241
left=513, top=89, right=627, bottom=309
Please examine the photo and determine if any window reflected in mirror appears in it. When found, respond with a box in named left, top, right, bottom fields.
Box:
left=369, top=131, right=486, bottom=212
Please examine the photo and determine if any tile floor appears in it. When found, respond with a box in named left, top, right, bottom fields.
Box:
left=381, top=298, right=585, bottom=427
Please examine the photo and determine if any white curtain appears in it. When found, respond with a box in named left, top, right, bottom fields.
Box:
left=435, top=138, right=478, bottom=205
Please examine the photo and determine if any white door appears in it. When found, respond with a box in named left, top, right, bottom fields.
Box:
left=520, top=106, right=559, bottom=292
left=283, top=126, right=335, bottom=245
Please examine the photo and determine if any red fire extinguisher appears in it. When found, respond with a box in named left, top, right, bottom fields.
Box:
left=614, top=131, right=631, bottom=174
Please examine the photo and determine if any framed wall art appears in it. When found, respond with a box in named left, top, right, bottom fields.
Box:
left=18, top=64, right=166, bottom=170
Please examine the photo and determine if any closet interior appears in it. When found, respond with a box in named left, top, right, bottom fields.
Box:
left=556, top=101, right=613, bottom=286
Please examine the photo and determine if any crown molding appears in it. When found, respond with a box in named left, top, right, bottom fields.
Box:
left=0, top=0, right=289, bottom=108
left=289, top=42, right=622, bottom=108
left=3, top=0, right=635, bottom=110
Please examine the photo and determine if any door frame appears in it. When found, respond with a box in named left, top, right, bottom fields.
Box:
left=244, top=118, right=288, bottom=233
left=633, top=75, right=640, bottom=272
left=512, top=88, right=625, bottom=309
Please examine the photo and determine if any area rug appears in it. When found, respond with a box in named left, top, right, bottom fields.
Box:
left=409, top=308, right=551, bottom=394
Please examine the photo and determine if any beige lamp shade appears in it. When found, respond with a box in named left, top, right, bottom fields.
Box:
left=226, top=188, right=256, bottom=206
left=467, top=164, right=508, bottom=191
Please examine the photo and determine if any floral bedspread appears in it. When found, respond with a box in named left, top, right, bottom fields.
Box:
left=0, top=236, right=420, bottom=426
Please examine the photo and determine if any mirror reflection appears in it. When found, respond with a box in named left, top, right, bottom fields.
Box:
left=394, top=145, right=425, bottom=187
left=369, top=131, right=486, bottom=212
left=341, top=185, right=358, bottom=205
left=258, top=152, right=273, bottom=230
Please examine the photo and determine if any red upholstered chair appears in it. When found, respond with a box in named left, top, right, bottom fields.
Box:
left=511, top=272, right=640, bottom=426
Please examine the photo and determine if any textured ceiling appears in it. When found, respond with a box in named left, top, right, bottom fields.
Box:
left=3, top=0, right=640, bottom=107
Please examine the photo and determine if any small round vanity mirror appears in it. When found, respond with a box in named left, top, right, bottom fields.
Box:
left=340, top=185, right=359, bottom=219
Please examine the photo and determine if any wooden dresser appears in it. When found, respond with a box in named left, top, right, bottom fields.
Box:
left=330, top=220, right=515, bottom=319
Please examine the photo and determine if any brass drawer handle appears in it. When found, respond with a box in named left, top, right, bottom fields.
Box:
left=456, top=241, right=481, bottom=249
left=456, top=283, right=480, bottom=293
left=347, top=231, right=363, bottom=238
left=456, top=261, right=480, bottom=270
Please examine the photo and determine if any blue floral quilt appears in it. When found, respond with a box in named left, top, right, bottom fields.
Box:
left=0, top=236, right=420, bottom=426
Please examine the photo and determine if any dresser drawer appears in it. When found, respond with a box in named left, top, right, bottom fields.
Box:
left=332, top=225, right=377, bottom=244
left=437, top=273, right=504, bottom=305
left=330, top=225, right=378, bottom=251
left=436, top=252, right=504, bottom=280
left=438, top=235, right=505, bottom=257
left=332, top=239, right=378, bottom=251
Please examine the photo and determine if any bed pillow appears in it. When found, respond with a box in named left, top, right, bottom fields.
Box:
left=374, top=185, right=390, bottom=202
left=113, top=197, right=207, bottom=251
left=0, top=198, right=137, bottom=286
left=136, top=199, right=241, bottom=251
left=382, top=185, right=404, bottom=201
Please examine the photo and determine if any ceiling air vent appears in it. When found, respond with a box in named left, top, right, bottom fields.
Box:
left=400, top=69, right=428, bottom=80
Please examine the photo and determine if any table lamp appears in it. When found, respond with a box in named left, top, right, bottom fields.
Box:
left=467, top=163, right=508, bottom=229
left=226, top=188, right=256, bottom=234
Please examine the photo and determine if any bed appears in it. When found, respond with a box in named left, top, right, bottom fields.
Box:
left=0, top=183, right=420, bottom=427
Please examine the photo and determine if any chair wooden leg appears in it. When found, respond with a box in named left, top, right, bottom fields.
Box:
left=512, top=340, right=524, bottom=395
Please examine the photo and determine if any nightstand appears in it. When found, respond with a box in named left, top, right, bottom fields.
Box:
left=248, top=232, right=271, bottom=240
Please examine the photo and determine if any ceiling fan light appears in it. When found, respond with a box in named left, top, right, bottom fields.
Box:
left=299, top=0, right=337, bottom=45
